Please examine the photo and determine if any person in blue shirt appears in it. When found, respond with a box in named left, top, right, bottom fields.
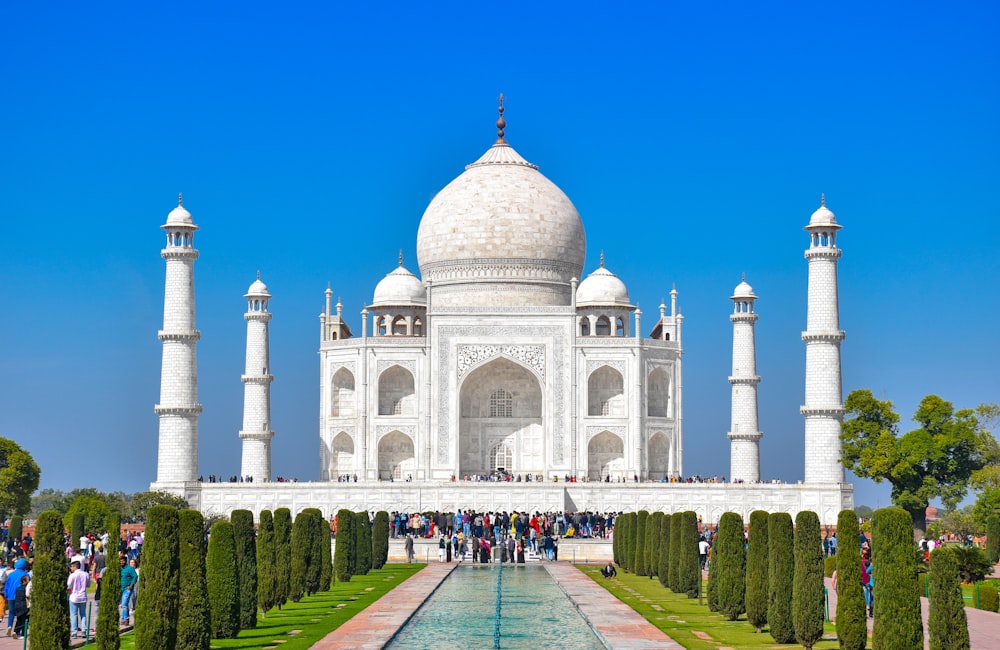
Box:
left=3, top=558, right=28, bottom=635
left=119, top=555, right=138, bottom=625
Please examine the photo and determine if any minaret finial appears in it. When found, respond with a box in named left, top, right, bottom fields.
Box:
left=257, top=270, right=261, bottom=281
left=742, top=272, right=746, bottom=282
left=398, top=249, right=403, bottom=267
left=821, top=192, right=826, bottom=207
left=496, top=93, right=507, bottom=144
left=600, top=250, right=605, bottom=267
left=178, top=192, right=183, bottom=206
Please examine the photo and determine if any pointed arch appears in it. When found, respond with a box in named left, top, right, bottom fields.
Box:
left=378, top=364, right=416, bottom=415
left=587, top=431, right=624, bottom=480
left=595, top=315, right=611, bottom=336
left=647, top=431, right=670, bottom=479
left=329, top=431, right=355, bottom=479
left=331, top=367, right=355, bottom=417
left=377, top=430, right=415, bottom=480
left=588, top=365, right=625, bottom=416
left=647, top=367, right=670, bottom=417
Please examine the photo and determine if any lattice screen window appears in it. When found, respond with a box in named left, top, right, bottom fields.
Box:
left=489, top=389, right=513, bottom=418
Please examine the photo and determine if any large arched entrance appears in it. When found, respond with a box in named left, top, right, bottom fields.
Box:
left=459, top=357, right=543, bottom=477
left=377, top=430, right=415, bottom=480
left=647, top=431, right=670, bottom=479
left=329, top=431, right=355, bottom=479
left=587, top=431, right=625, bottom=480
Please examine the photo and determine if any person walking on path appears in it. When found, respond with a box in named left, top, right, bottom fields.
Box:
left=404, top=533, right=415, bottom=564
left=67, top=560, right=90, bottom=638
left=10, top=575, right=28, bottom=640
left=3, top=558, right=28, bottom=635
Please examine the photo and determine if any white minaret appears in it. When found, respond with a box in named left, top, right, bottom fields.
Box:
left=728, top=275, right=762, bottom=483
left=802, top=195, right=846, bottom=484
left=154, top=194, right=203, bottom=485
left=240, top=273, right=274, bottom=482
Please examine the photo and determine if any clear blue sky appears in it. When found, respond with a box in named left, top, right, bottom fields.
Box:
left=2, top=2, right=997, bottom=509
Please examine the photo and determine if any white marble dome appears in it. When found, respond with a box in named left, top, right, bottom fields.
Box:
left=416, top=141, right=586, bottom=307
left=372, top=265, right=425, bottom=306
left=808, top=199, right=839, bottom=228
left=165, top=196, right=195, bottom=227
left=731, top=277, right=756, bottom=299
left=246, top=274, right=270, bottom=298
left=576, top=265, right=632, bottom=307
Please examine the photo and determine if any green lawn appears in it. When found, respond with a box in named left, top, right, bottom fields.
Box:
left=578, top=566, right=841, bottom=650
left=118, top=564, right=423, bottom=650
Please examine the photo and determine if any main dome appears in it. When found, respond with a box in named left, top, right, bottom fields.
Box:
left=416, top=140, right=586, bottom=307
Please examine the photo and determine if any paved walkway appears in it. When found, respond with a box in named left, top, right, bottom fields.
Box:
left=824, top=576, right=1000, bottom=649
left=312, top=562, right=456, bottom=649
left=546, top=563, right=682, bottom=649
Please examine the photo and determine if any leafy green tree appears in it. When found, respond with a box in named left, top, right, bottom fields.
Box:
left=634, top=510, right=649, bottom=576
left=95, top=511, right=121, bottom=650
left=135, top=505, right=181, bottom=650
left=355, top=511, right=372, bottom=575
left=63, top=495, right=111, bottom=538
left=273, top=508, right=292, bottom=608
left=657, top=514, right=671, bottom=587
left=231, top=509, right=258, bottom=629
left=256, top=510, right=279, bottom=615
left=745, top=510, right=769, bottom=632
left=372, top=511, right=390, bottom=569
left=128, top=491, right=189, bottom=523
left=928, top=546, right=970, bottom=650
left=872, top=507, right=923, bottom=650
left=0, top=437, right=40, bottom=517
left=206, top=520, right=240, bottom=639
left=767, top=512, right=795, bottom=644
left=842, top=390, right=993, bottom=534
left=31, top=510, right=71, bottom=649
left=290, top=510, right=310, bottom=601
left=678, top=511, right=700, bottom=598
left=715, top=512, right=746, bottom=620
left=176, top=510, right=211, bottom=650
left=792, top=511, right=824, bottom=650
left=835, top=510, right=867, bottom=650
left=334, top=508, right=355, bottom=582
left=647, top=512, right=662, bottom=579
left=668, top=513, right=682, bottom=590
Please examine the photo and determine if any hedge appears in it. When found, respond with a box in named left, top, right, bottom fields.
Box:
left=979, top=584, right=998, bottom=613
left=657, top=514, right=671, bottom=588
left=871, top=507, right=923, bottom=650
left=792, top=510, right=824, bottom=650
left=334, top=508, right=355, bottom=582
left=31, top=510, right=71, bottom=650
left=767, top=512, right=795, bottom=644
left=372, top=511, right=390, bottom=569
left=745, top=510, right=769, bottom=632
left=95, top=511, right=122, bottom=650
left=231, top=509, right=258, bottom=629
left=634, top=510, right=649, bottom=576
left=176, top=509, right=211, bottom=650
left=835, top=509, right=867, bottom=650
left=273, top=508, right=292, bottom=608
left=206, top=520, right=240, bottom=638
left=928, top=546, right=970, bottom=650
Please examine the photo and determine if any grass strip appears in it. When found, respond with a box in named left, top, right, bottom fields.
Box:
left=118, top=564, right=424, bottom=650
left=577, top=565, right=840, bottom=649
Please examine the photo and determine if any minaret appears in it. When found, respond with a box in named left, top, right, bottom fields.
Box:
left=802, top=195, right=846, bottom=483
left=154, top=194, right=203, bottom=485
left=239, top=273, right=274, bottom=482
left=728, top=275, right=762, bottom=482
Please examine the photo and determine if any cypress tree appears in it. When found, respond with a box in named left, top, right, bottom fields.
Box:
left=231, top=510, right=258, bottom=629
left=745, top=510, right=769, bottom=633
left=273, top=508, right=292, bottom=608
left=716, top=512, right=746, bottom=620
left=303, top=508, right=324, bottom=594
left=95, top=511, right=121, bottom=650
left=706, top=534, right=720, bottom=611
left=668, top=513, right=682, bottom=590
left=206, top=520, right=240, bottom=639
left=619, top=513, right=632, bottom=571
left=634, top=510, right=649, bottom=576
left=792, top=510, right=824, bottom=650
left=648, top=512, right=662, bottom=579
left=319, top=516, right=333, bottom=590
left=31, top=510, right=70, bottom=650
left=658, top=514, right=671, bottom=587
left=134, top=505, right=181, bottom=649
left=72, top=512, right=85, bottom=548
left=256, top=510, right=279, bottom=615
left=835, top=509, right=867, bottom=650
left=872, top=507, right=923, bottom=650
left=372, top=511, right=390, bottom=569
left=986, top=517, right=1000, bottom=565
left=334, top=508, right=355, bottom=582
left=176, top=509, right=211, bottom=650
left=355, top=511, right=372, bottom=574
left=9, top=516, right=22, bottom=542
left=678, top=511, right=701, bottom=598
left=767, top=512, right=795, bottom=644
left=928, top=545, right=970, bottom=650
left=290, top=511, right=310, bottom=601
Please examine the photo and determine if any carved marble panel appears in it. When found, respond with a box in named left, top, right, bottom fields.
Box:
left=457, top=344, right=545, bottom=381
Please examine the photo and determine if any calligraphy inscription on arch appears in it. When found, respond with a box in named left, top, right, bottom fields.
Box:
left=456, top=344, right=545, bottom=382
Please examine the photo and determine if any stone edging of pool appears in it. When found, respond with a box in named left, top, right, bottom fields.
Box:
left=311, top=562, right=458, bottom=649
left=545, top=563, right=683, bottom=649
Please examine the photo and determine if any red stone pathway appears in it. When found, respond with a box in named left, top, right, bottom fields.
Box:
left=312, top=562, right=456, bottom=649
left=545, top=563, right=682, bottom=648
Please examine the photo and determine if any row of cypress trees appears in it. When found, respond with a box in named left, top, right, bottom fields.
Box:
left=332, top=510, right=387, bottom=582
left=614, top=510, right=701, bottom=599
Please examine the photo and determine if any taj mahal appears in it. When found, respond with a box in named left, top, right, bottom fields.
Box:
left=150, top=103, right=853, bottom=524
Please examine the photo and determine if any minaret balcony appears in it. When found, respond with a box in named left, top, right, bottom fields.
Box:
left=161, top=248, right=200, bottom=260
left=804, top=248, right=842, bottom=260
left=800, top=331, right=845, bottom=342
left=154, top=404, right=204, bottom=415
left=727, top=431, right=763, bottom=441
left=729, top=313, right=759, bottom=323
left=241, top=374, right=275, bottom=384
left=800, top=406, right=846, bottom=417
left=728, top=375, right=761, bottom=385
left=158, top=331, right=202, bottom=342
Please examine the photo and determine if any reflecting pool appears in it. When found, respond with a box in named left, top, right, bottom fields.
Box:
left=388, top=564, right=605, bottom=648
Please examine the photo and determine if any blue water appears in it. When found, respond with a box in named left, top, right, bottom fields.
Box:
left=388, top=564, right=606, bottom=649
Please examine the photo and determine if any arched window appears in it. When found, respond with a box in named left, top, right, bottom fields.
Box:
left=413, top=318, right=423, bottom=336
left=391, top=315, right=407, bottom=336
left=595, top=316, right=611, bottom=336
left=616, top=317, right=625, bottom=337
left=490, top=443, right=513, bottom=471
left=489, top=389, right=513, bottom=418
left=580, top=318, right=590, bottom=336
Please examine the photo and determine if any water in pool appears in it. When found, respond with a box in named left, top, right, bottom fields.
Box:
left=388, top=564, right=606, bottom=648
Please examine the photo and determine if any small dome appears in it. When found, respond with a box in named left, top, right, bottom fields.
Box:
left=807, top=196, right=839, bottom=228
left=576, top=265, right=632, bottom=307
left=165, top=194, right=195, bottom=227
left=731, top=277, right=756, bottom=300
left=372, top=265, right=426, bottom=306
left=246, top=273, right=270, bottom=298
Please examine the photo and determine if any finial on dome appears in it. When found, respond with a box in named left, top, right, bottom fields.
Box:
left=821, top=193, right=826, bottom=207
left=600, top=250, right=605, bottom=267
left=178, top=192, right=183, bottom=206
left=257, top=270, right=261, bottom=281
left=398, top=249, right=403, bottom=267
left=496, top=92, right=507, bottom=144
left=742, top=272, right=746, bottom=282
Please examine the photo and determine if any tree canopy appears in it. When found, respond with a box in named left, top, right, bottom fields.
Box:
left=0, top=437, right=40, bottom=516
left=841, top=390, right=996, bottom=533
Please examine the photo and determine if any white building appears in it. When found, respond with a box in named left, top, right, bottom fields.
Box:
left=151, top=107, right=852, bottom=523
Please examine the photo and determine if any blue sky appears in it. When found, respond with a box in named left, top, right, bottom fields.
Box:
left=2, top=2, right=997, bottom=509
